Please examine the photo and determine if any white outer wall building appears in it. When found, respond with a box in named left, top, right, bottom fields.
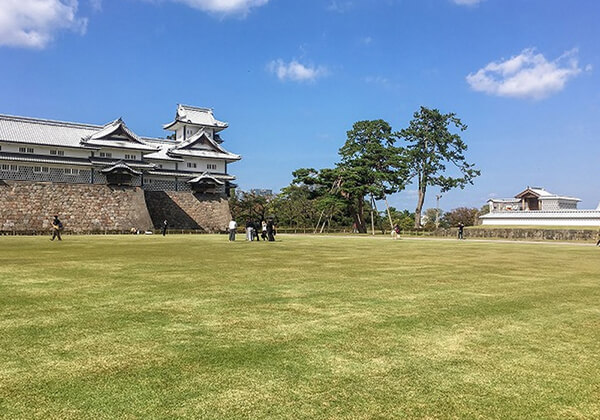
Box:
left=481, top=187, right=600, bottom=226
left=480, top=210, right=600, bottom=226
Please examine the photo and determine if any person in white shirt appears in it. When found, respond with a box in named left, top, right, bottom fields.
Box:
left=228, top=219, right=238, bottom=241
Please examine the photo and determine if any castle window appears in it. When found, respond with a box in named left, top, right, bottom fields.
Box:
left=207, top=163, right=217, bottom=170
left=27, top=148, right=34, bottom=154
left=99, top=152, right=112, bottom=158
left=125, top=154, right=136, bottom=160
left=33, top=166, right=49, bottom=173
left=64, top=168, right=81, bottom=175
left=19, top=147, right=26, bottom=153
left=51, top=150, right=65, bottom=156
left=58, top=150, right=64, bottom=156
left=50, top=150, right=57, bottom=155
left=0, top=164, right=17, bottom=172
left=186, top=162, right=197, bottom=169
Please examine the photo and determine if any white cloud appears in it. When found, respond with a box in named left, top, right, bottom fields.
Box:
left=453, top=0, right=483, bottom=5
left=171, top=0, right=269, bottom=15
left=466, top=48, right=586, bottom=99
left=0, top=0, right=87, bottom=48
left=268, top=59, right=328, bottom=83
left=89, top=0, right=102, bottom=11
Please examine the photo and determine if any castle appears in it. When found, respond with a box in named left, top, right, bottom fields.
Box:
left=0, top=105, right=241, bottom=233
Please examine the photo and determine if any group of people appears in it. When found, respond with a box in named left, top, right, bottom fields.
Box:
left=228, top=218, right=276, bottom=242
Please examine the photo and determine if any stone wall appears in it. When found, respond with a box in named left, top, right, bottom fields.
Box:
left=433, top=227, right=598, bottom=242
left=0, top=181, right=153, bottom=233
left=145, top=191, right=231, bottom=233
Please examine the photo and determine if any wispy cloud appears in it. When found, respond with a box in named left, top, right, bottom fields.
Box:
left=169, top=0, right=269, bottom=16
left=327, top=0, right=353, bottom=13
left=359, top=36, right=373, bottom=46
left=364, top=75, right=401, bottom=90
left=466, top=48, right=587, bottom=99
left=268, top=59, right=328, bottom=83
left=89, top=0, right=102, bottom=11
left=0, top=0, right=88, bottom=49
left=452, top=0, right=483, bottom=5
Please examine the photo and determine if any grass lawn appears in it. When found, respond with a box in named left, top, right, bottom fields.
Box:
left=0, top=235, right=599, bottom=419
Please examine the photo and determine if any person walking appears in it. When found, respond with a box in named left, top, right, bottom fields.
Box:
left=228, top=219, right=237, bottom=241
left=458, top=222, right=464, bottom=240
left=50, top=215, right=63, bottom=241
left=261, top=220, right=268, bottom=241
left=596, top=228, right=600, bottom=247
left=161, top=219, right=168, bottom=236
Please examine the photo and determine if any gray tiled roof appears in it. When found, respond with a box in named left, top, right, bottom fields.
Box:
left=169, top=149, right=241, bottom=160
left=188, top=172, right=225, bottom=185
left=100, top=161, right=142, bottom=175
left=163, top=104, right=228, bottom=130
left=0, top=115, right=101, bottom=148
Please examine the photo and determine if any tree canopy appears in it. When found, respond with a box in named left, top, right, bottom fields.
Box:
left=398, top=106, right=480, bottom=228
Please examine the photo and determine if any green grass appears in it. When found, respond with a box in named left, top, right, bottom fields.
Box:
left=1, top=235, right=599, bottom=419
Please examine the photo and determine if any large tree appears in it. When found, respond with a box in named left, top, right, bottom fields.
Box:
left=398, top=107, right=480, bottom=228
left=337, top=120, right=407, bottom=233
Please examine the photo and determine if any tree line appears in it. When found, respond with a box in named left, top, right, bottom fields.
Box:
left=230, top=106, right=481, bottom=232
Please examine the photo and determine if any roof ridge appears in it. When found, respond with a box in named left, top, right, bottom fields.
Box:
left=0, top=113, right=104, bottom=130
left=179, top=104, right=213, bottom=112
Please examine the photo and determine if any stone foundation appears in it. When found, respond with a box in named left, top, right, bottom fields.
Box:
left=433, top=227, right=598, bottom=242
left=0, top=181, right=232, bottom=234
left=0, top=181, right=153, bottom=233
left=144, top=191, right=231, bottom=233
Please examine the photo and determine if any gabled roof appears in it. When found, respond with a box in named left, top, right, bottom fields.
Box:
left=82, top=119, right=157, bottom=151
left=515, top=187, right=580, bottom=202
left=142, top=145, right=184, bottom=162
left=163, top=104, right=228, bottom=131
left=100, top=160, right=142, bottom=176
left=187, top=172, right=225, bottom=185
left=169, top=130, right=241, bottom=161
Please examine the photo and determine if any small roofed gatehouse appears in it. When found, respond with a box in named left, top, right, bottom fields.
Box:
left=480, top=186, right=600, bottom=226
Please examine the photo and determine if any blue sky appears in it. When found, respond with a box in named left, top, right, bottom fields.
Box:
left=1, top=0, right=599, bottom=212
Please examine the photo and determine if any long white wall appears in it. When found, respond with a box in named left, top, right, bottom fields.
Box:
left=480, top=211, right=600, bottom=226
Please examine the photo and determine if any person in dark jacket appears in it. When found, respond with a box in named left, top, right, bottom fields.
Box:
left=252, top=220, right=260, bottom=241
left=161, top=220, right=168, bottom=236
left=458, top=222, right=464, bottom=240
left=266, top=219, right=276, bottom=242
left=50, top=215, right=63, bottom=241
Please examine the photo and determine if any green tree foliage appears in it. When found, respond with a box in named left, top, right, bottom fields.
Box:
left=336, top=120, right=407, bottom=233
left=442, top=207, right=480, bottom=227
left=398, top=107, right=480, bottom=228
left=387, top=207, right=415, bottom=231
left=422, top=208, right=440, bottom=231
left=229, top=190, right=273, bottom=223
